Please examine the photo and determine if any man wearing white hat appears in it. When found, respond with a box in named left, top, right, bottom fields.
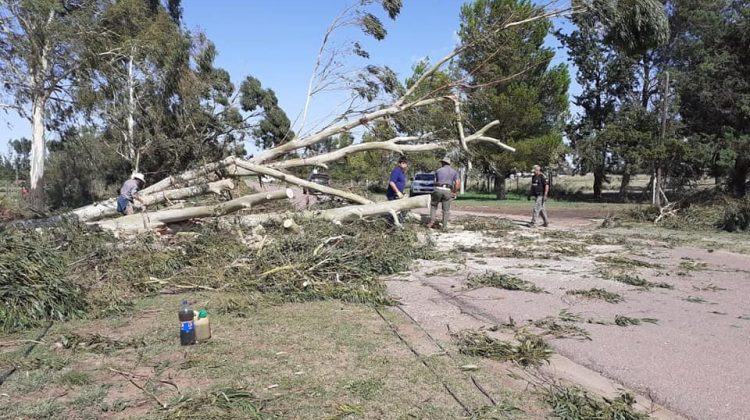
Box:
left=426, top=157, right=460, bottom=230
left=117, top=173, right=146, bottom=215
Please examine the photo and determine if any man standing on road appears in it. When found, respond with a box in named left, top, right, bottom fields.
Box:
left=117, top=173, right=146, bottom=215
left=427, top=157, right=460, bottom=230
left=386, top=157, right=408, bottom=224
left=529, top=165, right=549, bottom=227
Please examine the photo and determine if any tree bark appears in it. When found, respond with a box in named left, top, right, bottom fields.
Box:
left=93, top=188, right=294, bottom=233
left=232, top=160, right=373, bottom=205
left=75, top=179, right=235, bottom=222
left=140, top=156, right=235, bottom=195
left=593, top=167, right=605, bottom=200
left=219, top=194, right=430, bottom=229
left=618, top=171, right=631, bottom=201
left=729, top=158, right=749, bottom=198
left=29, top=94, right=47, bottom=209
left=494, top=174, right=506, bottom=200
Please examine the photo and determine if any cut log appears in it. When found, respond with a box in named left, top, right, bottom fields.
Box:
left=282, top=218, right=301, bottom=233
left=218, top=194, right=430, bottom=229
left=94, top=188, right=294, bottom=233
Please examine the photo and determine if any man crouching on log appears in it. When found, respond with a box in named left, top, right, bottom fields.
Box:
left=117, top=173, right=146, bottom=215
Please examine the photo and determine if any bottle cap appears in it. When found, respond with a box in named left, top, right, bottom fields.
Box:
left=198, top=309, right=208, bottom=319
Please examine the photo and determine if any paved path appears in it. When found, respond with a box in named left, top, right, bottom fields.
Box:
left=387, top=215, right=750, bottom=420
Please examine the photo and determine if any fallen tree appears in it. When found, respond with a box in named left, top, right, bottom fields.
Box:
left=12, top=3, right=606, bottom=233
left=69, top=179, right=234, bottom=223
left=217, top=194, right=431, bottom=231
left=94, top=188, right=294, bottom=233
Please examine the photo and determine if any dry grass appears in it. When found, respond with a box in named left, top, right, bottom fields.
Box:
left=566, top=288, right=624, bottom=303
left=544, top=386, right=648, bottom=420
left=466, top=271, right=545, bottom=293
left=453, top=330, right=553, bottom=367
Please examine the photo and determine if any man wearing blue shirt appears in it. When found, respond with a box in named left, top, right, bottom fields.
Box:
left=386, top=157, right=408, bottom=224
left=387, top=157, right=408, bottom=200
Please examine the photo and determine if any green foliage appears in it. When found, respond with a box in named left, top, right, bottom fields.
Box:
left=720, top=196, right=750, bottom=232
left=545, top=386, right=648, bottom=420
left=241, top=76, right=294, bottom=149
left=0, top=231, right=87, bottom=331
left=453, top=329, right=553, bottom=367
left=671, top=0, right=750, bottom=196
left=45, top=129, right=131, bottom=209
left=588, top=0, right=670, bottom=54
left=167, top=387, right=268, bottom=419
left=459, top=0, right=569, bottom=196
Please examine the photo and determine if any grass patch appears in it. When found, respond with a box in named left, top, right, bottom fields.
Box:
left=545, top=386, right=648, bottom=420
left=425, top=267, right=460, bottom=277
left=344, top=378, right=384, bottom=400
left=59, top=332, right=145, bottom=354
left=545, top=242, right=588, bottom=257
left=467, top=271, right=545, bottom=293
left=566, top=288, right=624, bottom=303
left=468, top=403, right=523, bottom=418
left=595, top=255, right=662, bottom=269
left=684, top=296, right=708, bottom=304
left=532, top=317, right=590, bottom=340
left=453, top=330, right=553, bottom=367
left=460, top=216, right=515, bottom=233
left=58, top=370, right=93, bottom=386
left=678, top=260, right=709, bottom=271
left=166, top=387, right=268, bottom=419
left=611, top=273, right=673, bottom=290
left=614, top=315, right=659, bottom=327
left=492, top=247, right=528, bottom=259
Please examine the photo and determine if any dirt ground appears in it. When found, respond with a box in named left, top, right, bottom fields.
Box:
left=390, top=207, right=750, bottom=420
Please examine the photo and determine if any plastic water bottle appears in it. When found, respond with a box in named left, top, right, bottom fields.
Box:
left=179, top=300, right=195, bottom=345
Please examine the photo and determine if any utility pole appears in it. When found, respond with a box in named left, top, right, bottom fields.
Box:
left=654, top=71, right=669, bottom=207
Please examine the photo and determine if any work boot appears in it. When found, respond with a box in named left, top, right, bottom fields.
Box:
left=542, top=222, right=549, bottom=227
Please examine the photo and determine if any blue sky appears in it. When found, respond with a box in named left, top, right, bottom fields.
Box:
left=0, top=0, right=578, bottom=155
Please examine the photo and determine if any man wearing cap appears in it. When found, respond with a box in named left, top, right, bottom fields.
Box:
left=117, top=173, right=146, bottom=215
left=529, top=164, right=549, bottom=227
left=386, top=157, right=408, bottom=224
left=427, top=157, right=460, bottom=230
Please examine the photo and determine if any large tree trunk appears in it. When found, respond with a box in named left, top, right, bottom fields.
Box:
left=729, top=158, right=749, bottom=198
left=94, top=188, right=294, bottom=233
left=127, top=52, right=137, bottom=170
left=593, top=167, right=605, bottom=200
left=494, top=173, right=506, bottom=200
left=232, top=160, right=372, bottom=205
left=618, top=170, right=631, bottom=201
left=140, top=156, right=235, bottom=195
left=74, top=179, right=234, bottom=222
left=29, top=94, right=47, bottom=209
left=220, top=194, right=431, bottom=229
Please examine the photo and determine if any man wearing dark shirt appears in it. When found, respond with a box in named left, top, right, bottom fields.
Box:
left=529, top=164, right=549, bottom=227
